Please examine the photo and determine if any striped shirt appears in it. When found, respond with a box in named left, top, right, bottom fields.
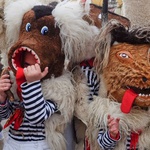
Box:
left=97, top=129, right=120, bottom=150
left=97, top=129, right=139, bottom=150
left=80, top=62, right=100, bottom=150
left=81, top=64, right=121, bottom=150
left=81, top=66, right=99, bottom=101
left=80, top=61, right=139, bottom=150
left=0, top=80, right=57, bottom=141
left=80, top=64, right=139, bottom=149
left=126, top=134, right=138, bottom=150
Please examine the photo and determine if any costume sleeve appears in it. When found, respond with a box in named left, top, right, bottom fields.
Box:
left=81, top=66, right=100, bottom=101
left=0, top=100, right=13, bottom=119
left=97, top=129, right=120, bottom=150
left=21, top=80, right=58, bottom=124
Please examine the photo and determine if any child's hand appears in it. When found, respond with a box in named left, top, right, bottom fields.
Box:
left=107, top=114, right=120, bottom=139
left=0, top=74, right=12, bottom=102
left=23, top=64, right=48, bottom=83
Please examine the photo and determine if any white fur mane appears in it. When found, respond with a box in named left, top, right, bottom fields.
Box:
left=4, top=0, right=42, bottom=47
left=52, top=0, right=99, bottom=64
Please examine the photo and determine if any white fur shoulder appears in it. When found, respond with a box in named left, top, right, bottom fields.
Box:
left=42, top=71, right=76, bottom=150
left=86, top=97, right=150, bottom=150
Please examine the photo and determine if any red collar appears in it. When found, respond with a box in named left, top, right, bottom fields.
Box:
left=80, top=57, right=95, bottom=67
left=4, top=67, right=25, bottom=130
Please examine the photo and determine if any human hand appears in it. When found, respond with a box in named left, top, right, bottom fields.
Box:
left=107, top=114, right=120, bottom=138
left=0, top=74, right=12, bottom=102
left=23, top=63, right=48, bottom=83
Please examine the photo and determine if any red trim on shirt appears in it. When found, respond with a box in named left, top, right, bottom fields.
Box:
left=80, top=57, right=95, bottom=67
left=110, top=132, right=120, bottom=140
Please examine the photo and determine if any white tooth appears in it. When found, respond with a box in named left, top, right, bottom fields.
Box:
left=34, top=55, right=38, bottom=59
left=12, top=59, right=15, bottom=63
left=11, top=59, right=17, bottom=70
left=15, top=50, right=19, bottom=53
left=13, top=64, right=17, bottom=70
left=139, top=93, right=142, bottom=96
left=37, top=59, right=40, bottom=64
left=12, top=53, right=16, bottom=57
left=31, top=51, right=35, bottom=55
left=27, top=48, right=30, bottom=52
left=142, top=94, right=145, bottom=97
left=146, top=94, right=148, bottom=97
left=14, top=64, right=17, bottom=68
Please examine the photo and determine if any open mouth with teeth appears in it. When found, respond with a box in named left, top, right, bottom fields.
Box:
left=127, top=86, right=150, bottom=98
left=11, top=46, right=40, bottom=70
left=120, top=85, right=150, bottom=113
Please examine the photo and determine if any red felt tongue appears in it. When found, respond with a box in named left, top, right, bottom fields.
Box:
left=120, top=89, right=138, bottom=113
left=16, top=67, right=26, bottom=101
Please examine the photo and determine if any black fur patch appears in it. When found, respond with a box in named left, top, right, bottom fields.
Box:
left=48, top=2, right=58, bottom=8
left=111, top=24, right=150, bottom=44
left=32, top=5, right=54, bottom=20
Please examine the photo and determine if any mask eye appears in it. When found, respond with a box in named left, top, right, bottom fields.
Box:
left=25, top=23, right=31, bottom=32
left=41, top=26, right=48, bottom=35
left=119, top=53, right=129, bottom=58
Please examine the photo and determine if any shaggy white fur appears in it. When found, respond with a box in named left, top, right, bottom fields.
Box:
left=52, top=0, right=99, bottom=64
left=0, top=0, right=6, bottom=52
left=1, top=0, right=101, bottom=149
left=0, top=0, right=60, bottom=52
left=4, top=0, right=42, bottom=46
left=74, top=66, right=150, bottom=150
left=1, top=0, right=83, bottom=149
left=1, top=68, right=76, bottom=150
left=73, top=66, right=94, bottom=150
left=42, top=71, right=76, bottom=150
left=86, top=95, right=150, bottom=150
left=4, top=0, right=99, bottom=67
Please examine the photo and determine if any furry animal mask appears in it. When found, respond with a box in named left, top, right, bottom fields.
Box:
left=4, top=0, right=64, bottom=79
left=95, top=20, right=150, bottom=112
left=8, top=4, right=64, bottom=79
left=4, top=0, right=99, bottom=74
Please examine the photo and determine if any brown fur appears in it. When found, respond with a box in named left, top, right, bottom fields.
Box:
left=81, top=20, right=150, bottom=150
left=103, top=43, right=150, bottom=107
left=8, top=10, right=65, bottom=79
left=93, top=20, right=150, bottom=107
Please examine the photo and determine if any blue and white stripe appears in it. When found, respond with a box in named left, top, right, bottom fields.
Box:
left=0, top=80, right=57, bottom=141
left=81, top=66, right=99, bottom=101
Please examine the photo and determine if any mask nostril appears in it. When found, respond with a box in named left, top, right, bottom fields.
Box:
left=142, top=76, right=148, bottom=82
